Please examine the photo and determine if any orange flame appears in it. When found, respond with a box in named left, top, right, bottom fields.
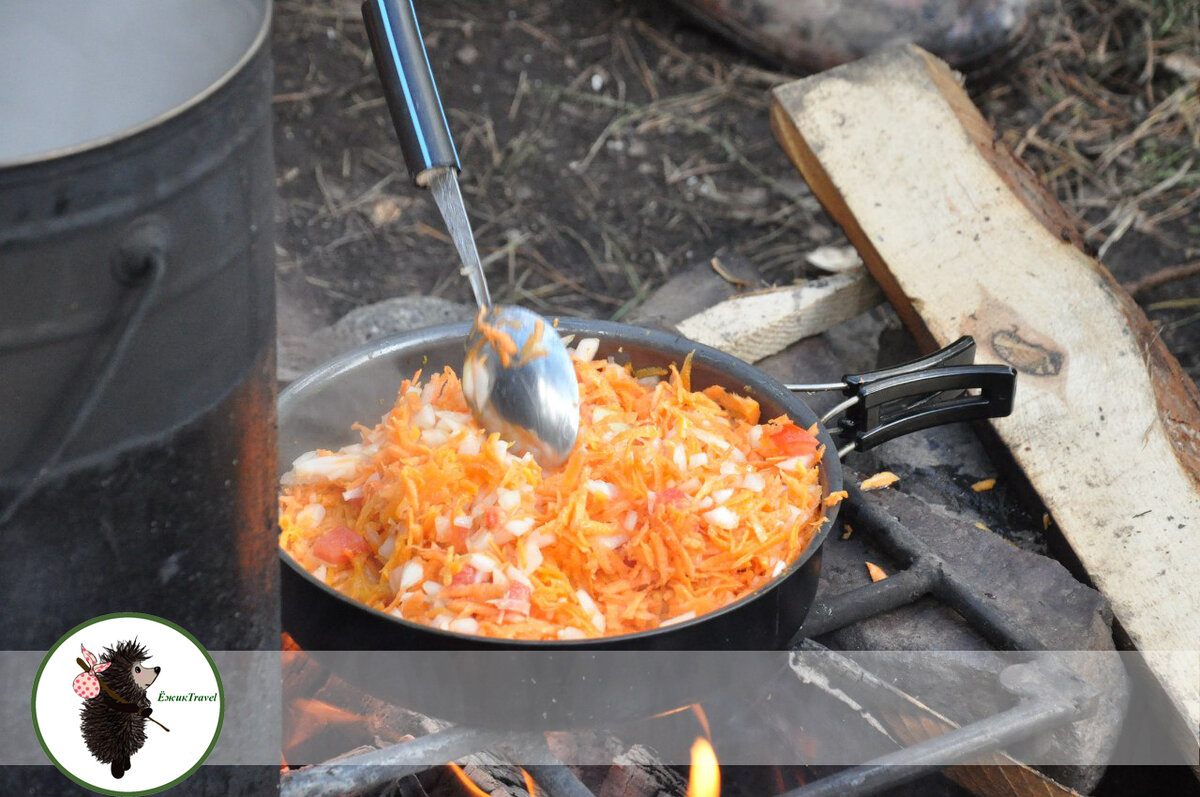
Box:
left=448, top=763, right=492, bottom=797
left=685, top=738, right=720, bottom=797
left=283, top=698, right=367, bottom=751
left=521, top=768, right=537, bottom=797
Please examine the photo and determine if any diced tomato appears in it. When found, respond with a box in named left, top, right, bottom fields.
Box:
left=770, top=422, right=819, bottom=458
left=658, top=487, right=689, bottom=507
left=312, top=526, right=370, bottom=565
left=482, top=506, right=502, bottom=531
left=493, top=582, right=532, bottom=617
left=451, top=565, right=479, bottom=586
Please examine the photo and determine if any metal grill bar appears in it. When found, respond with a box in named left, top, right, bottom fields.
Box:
left=799, top=481, right=1048, bottom=652
left=281, top=727, right=514, bottom=797
left=777, top=696, right=1082, bottom=797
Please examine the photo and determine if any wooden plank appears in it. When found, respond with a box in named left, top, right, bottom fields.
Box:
left=770, top=44, right=1200, bottom=752
left=675, top=270, right=882, bottom=363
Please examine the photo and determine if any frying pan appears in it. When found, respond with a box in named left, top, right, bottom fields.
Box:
left=278, top=319, right=1015, bottom=728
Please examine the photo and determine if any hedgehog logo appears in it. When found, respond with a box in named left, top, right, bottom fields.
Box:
left=33, top=613, right=224, bottom=794
left=75, top=639, right=170, bottom=779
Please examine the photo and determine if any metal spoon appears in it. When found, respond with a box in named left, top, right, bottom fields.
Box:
left=361, top=0, right=579, bottom=467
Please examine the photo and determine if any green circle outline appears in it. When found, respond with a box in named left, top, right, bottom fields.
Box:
left=29, top=612, right=226, bottom=796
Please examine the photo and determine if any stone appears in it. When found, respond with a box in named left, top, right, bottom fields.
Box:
left=277, top=296, right=475, bottom=383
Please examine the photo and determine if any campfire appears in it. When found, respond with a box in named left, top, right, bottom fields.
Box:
left=4, top=1, right=1197, bottom=796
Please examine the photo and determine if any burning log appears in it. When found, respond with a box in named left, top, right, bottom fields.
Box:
left=599, top=745, right=687, bottom=797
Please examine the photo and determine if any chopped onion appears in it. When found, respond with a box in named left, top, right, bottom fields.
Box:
left=584, top=479, right=617, bottom=500
left=297, top=503, right=326, bottom=527
left=693, top=429, right=731, bottom=451
left=557, top=627, right=587, bottom=640
left=420, top=428, right=450, bottom=447
left=413, top=404, right=436, bottom=429
left=506, top=565, right=533, bottom=590
left=289, top=452, right=364, bottom=483
left=741, top=472, right=766, bottom=492
left=594, top=533, right=629, bottom=550
left=497, top=488, right=521, bottom=513
left=467, top=553, right=497, bottom=573
left=378, top=536, right=396, bottom=560
left=703, top=506, right=740, bottom=530
left=712, top=488, right=734, bottom=505
left=672, top=443, right=687, bottom=472
left=522, top=538, right=544, bottom=572
left=453, top=515, right=473, bottom=529
left=448, top=617, right=479, bottom=635
left=504, top=517, right=536, bottom=537
left=422, top=581, right=442, bottom=596
left=577, top=589, right=608, bottom=632
left=660, top=611, right=696, bottom=627
left=400, top=561, right=424, bottom=591
left=457, top=432, right=482, bottom=457
left=622, top=511, right=639, bottom=532
left=572, top=337, right=600, bottom=362
left=529, top=530, right=558, bottom=548
left=688, top=452, right=708, bottom=469
left=575, top=588, right=598, bottom=616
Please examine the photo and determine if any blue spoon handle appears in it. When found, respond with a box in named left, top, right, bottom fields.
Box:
left=361, top=0, right=459, bottom=185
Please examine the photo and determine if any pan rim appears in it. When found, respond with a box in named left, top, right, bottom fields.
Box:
left=278, top=317, right=844, bottom=649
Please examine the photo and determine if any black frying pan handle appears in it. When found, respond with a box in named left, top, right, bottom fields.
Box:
left=361, top=0, right=460, bottom=185
left=837, top=364, right=1017, bottom=451
left=841, top=336, right=978, bottom=391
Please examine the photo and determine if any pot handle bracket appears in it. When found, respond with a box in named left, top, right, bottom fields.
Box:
left=789, top=337, right=1017, bottom=457
left=0, top=222, right=166, bottom=526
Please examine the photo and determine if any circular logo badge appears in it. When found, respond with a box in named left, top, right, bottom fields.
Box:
left=31, top=613, right=224, bottom=795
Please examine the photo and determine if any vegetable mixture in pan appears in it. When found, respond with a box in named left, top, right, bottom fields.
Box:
left=279, top=339, right=843, bottom=640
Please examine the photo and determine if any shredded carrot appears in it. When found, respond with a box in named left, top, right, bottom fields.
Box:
left=279, top=344, right=838, bottom=640
left=860, top=471, right=899, bottom=491
left=471, top=308, right=520, bottom=368
left=971, top=478, right=996, bottom=492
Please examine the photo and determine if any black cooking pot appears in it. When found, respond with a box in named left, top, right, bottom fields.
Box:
left=278, top=320, right=1014, bottom=728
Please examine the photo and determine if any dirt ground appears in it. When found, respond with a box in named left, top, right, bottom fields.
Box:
left=271, top=0, right=1199, bottom=380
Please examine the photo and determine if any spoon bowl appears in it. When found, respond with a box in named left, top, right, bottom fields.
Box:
left=463, top=305, right=579, bottom=468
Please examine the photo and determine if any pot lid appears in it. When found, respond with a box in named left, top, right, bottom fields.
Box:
left=0, top=0, right=268, bottom=168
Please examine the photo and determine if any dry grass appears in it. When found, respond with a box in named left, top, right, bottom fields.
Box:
left=272, top=0, right=1199, bottom=376
left=980, top=0, right=1199, bottom=263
